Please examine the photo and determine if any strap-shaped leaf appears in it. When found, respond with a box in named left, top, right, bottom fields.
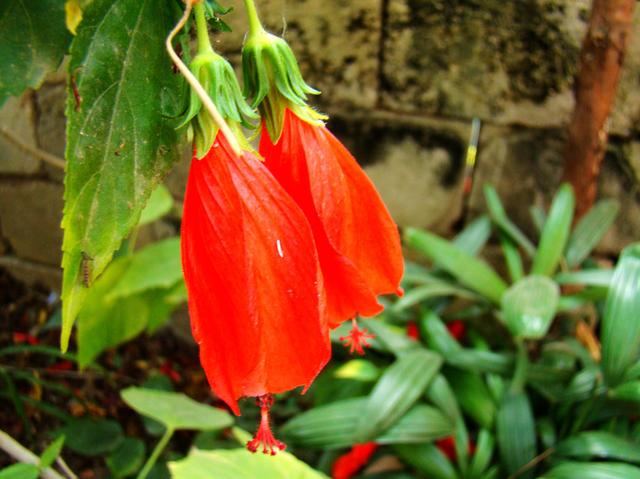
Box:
left=447, top=369, right=496, bottom=429
left=539, top=462, right=640, bottom=479
left=60, top=0, right=183, bottom=350
left=281, top=398, right=452, bottom=449
left=484, top=185, right=535, bottom=257
left=395, top=443, right=458, bottom=479
left=0, top=0, right=71, bottom=105
left=355, top=349, right=443, bottom=442
left=453, top=215, right=492, bottom=256
left=565, top=199, right=619, bottom=268
left=501, top=275, right=559, bottom=339
left=531, top=184, right=575, bottom=276
left=469, top=429, right=495, bottom=478
left=555, top=431, right=640, bottom=464
left=496, top=391, right=536, bottom=478
left=601, top=244, right=640, bottom=386
left=555, top=269, right=614, bottom=287
left=500, top=232, right=524, bottom=282
left=405, top=228, right=507, bottom=303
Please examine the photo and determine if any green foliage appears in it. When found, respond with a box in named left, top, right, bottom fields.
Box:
left=169, top=447, right=328, bottom=479
left=0, top=0, right=71, bottom=105
left=0, top=464, right=38, bottom=479
left=106, top=437, right=146, bottom=478
left=501, top=275, right=559, bottom=339
left=60, top=417, right=124, bottom=456
left=39, top=435, right=65, bottom=469
left=121, top=387, right=233, bottom=432
left=60, top=0, right=184, bottom=351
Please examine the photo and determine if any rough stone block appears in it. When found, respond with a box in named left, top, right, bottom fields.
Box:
left=0, top=94, right=41, bottom=174
left=0, top=180, right=64, bottom=265
left=217, top=0, right=381, bottom=109
left=0, top=255, right=61, bottom=292
left=382, top=0, right=640, bottom=135
left=35, top=82, right=67, bottom=160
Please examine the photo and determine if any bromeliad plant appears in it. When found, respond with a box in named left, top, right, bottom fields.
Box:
left=283, top=185, right=640, bottom=479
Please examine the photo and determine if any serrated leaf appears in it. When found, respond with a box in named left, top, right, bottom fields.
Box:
left=531, top=184, right=575, bottom=276
left=121, top=387, right=233, bottom=431
left=484, top=185, right=536, bottom=257
left=555, top=431, right=640, bottom=463
left=139, top=184, right=174, bottom=226
left=39, top=435, right=65, bottom=469
left=60, top=417, right=124, bottom=456
left=601, top=244, right=640, bottom=386
left=0, top=464, right=38, bottom=479
left=0, top=0, right=71, bottom=105
left=282, top=398, right=452, bottom=449
left=539, top=462, right=640, bottom=479
left=354, top=349, right=443, bottom=442
left=60, top=0, right=183, bottom=351
left=405, top=228, right=507, bottom=303
left=566, top=199, right=619, bottom=268
left=107, top=237, right=182, bottom=300
left=394, top=443, right=457, bottom=479
left=496, top=391, right=536, bottom=478
left=501, top=275, right=559, bottom=339
left=169, top=447, right=328, bottom=479
left=106, top=437, right=146, bottom=478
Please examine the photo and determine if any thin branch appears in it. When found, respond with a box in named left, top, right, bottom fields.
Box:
left=507, top=447, right=555, bottom=479
left=0, top=126, right=66, bottom=170
left=56, top=457, right=78, bottom=479
left=0, top=429, right=67, bottom=479
left=165, top=0, right=242, bottom=155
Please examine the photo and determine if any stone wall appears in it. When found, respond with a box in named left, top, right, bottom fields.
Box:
left=1, top=0, right=640, bottom=292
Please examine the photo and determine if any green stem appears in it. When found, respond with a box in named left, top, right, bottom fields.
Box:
left=137, top=428, right=173, bottom=479
left=193, top=2, right=213, bottom=54
left=511, top=340, right=528, bottom=393
left=243, top=0, right=264, bottom=37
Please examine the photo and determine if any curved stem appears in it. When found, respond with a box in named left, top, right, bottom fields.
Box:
left=193, top=2, right=213, bottom=54
left=0, top=126, right=65, bottom=170
left=165, top=0, right=241, bottom=155
left=243, top=0, right=264, bottom=37
left=136, top=427, right=173, bottom=479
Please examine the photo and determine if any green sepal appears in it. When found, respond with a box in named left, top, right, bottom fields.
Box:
left=178, top=51, right=257, bottom=158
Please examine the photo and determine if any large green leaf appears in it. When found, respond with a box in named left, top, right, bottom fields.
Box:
left=60, top=417, right=124, bottom=456
left=355, top=349, right=443, bottom=442
left=169, top=447, right=328, bottom=479
left=555, top=431, right=640, bottom=463
left=282, top=398, right=452, bottom=449
left=106, top=437, right=146, bottom=478
left=60, top=0, right=183, bottom=351
left=0, top=0, right=71, bottom=105
left=496, top=391, right=536, bottom=478
left=501, top=275, right=559, bottom=339
left=531, top=184, right=575, bottom=276
left=565, top=199, right=619, bottom=268
left=539, top=462, right=640, bottom=479
left=484, top=185, right=536, bottom=257
left=121, top=387, right=233, bottom=431
left=405, top=228, right=507, bottom=303
left=395, top=443, right=458, bottom=479
left=601, top=244, right=640, bottom=386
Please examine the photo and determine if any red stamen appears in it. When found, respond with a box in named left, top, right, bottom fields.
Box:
left=246, top=394, right=286, bottom=455
left=340, top=318, right=375, bottom=355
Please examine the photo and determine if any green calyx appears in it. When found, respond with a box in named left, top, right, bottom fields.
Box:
left=178, top=51, right=258, bottom=158
left=242, top=29, right=325, bottom=142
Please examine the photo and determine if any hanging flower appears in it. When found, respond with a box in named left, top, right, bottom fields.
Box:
left=241, top=9, right=404, bottom=355
left=179, top=4, right=330, bottom=453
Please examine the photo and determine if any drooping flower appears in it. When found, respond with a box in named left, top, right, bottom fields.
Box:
left=241, top=8, right=404, bottom=354
left=179, top=4, right=330, bottom=453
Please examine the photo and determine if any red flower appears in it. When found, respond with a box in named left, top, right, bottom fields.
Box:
left=406, top=321, right=420, bottom=341
left=332, top=442, right=379, bottom=479
left=260, top=109, right=404, bottom=330
left=447, top=320, right=466, bottom=341
left=181, top=133, right=331, bottom=450
left=436, top=436, right=476, bottom=461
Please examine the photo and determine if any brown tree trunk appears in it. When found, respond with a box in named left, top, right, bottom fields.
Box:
left=562, top=0, right=635, bottom=219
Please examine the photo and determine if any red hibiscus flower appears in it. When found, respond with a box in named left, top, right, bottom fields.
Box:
left=260, top=109, right=404, bottom=328
left=181, top=131, right=331, bottom=453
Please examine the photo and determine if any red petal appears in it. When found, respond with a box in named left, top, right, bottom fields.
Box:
left=181, top=134, right=330, bottom=414
left=260, top=110, right=403, bottom=327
